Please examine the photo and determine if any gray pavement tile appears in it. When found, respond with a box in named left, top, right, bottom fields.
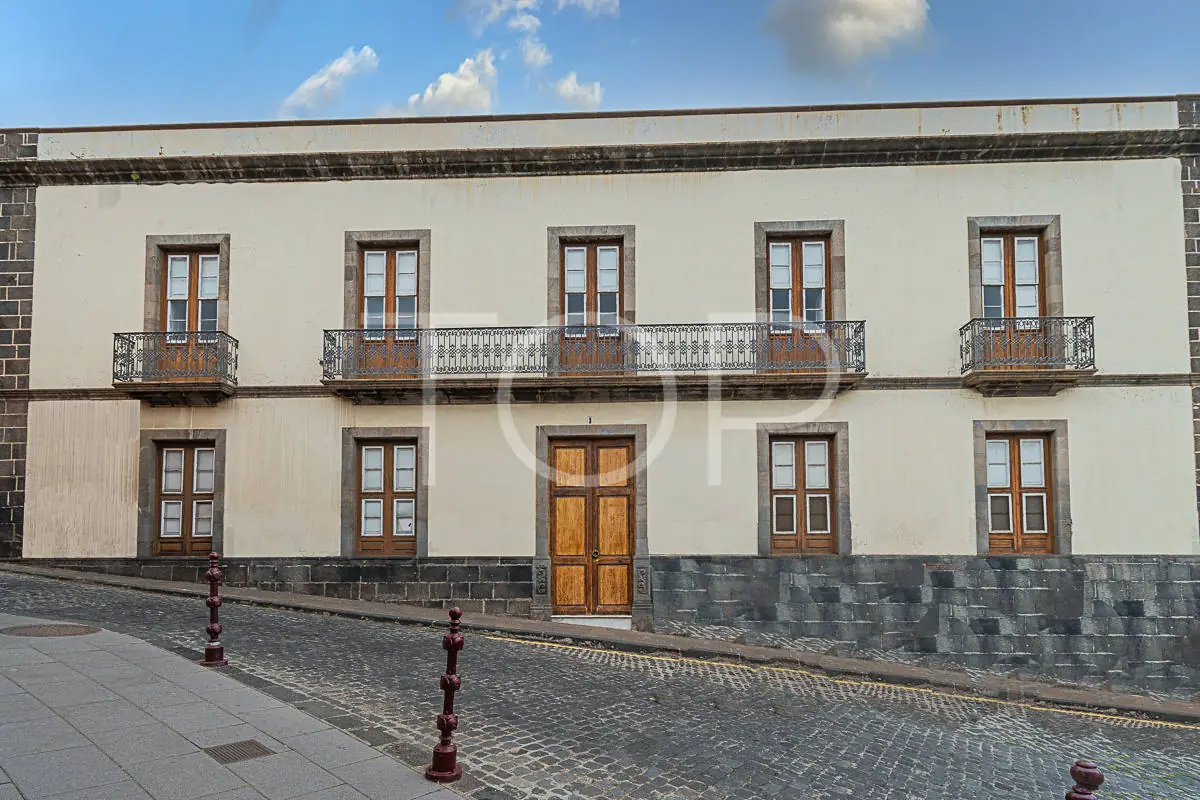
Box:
left=52, top=650, right=130, bottom=671
left=330, top=757, right=437, bottom=800
left=40, top=780, right=154, bottom=800
left=0, top=662, right=81, bottom=687
left=0, top=676, right=21, bottom=697
left=0, top=694, right=54, bottom=725
left=96, top=642, right=173, bottom=661
left=236, top=708, right=330, bottom=740
left=196, top=687, right=286, bottom=716
left=124, top=752, right=247, bottom=800
left=169, top=670, right=243, bottom=693
left=282, top=731, right=379, bottom=770
left=0, top=744, right=127, bottom=799
left=22, top=678, right=119, bottom=710
left=0, top=648, right=53, bottom=668
left=293, top=787, right=370, bottom=800
left=226, top=751, right=342, bottom=800
left=417, top=791, right=462, bottom=800
left=23, top=638, right=101, bottom=655
left=195, top=790, right=269, bottom=800
left=180, top=725, right=287, bottom=754
left=84, top=665, right=161, bottom=689
left=147, top=701, right=243, bottom=734
left=0, top=716, right=89, bottom=758
left=0, top=785, right=18, bottom=800
left=110, top=679, right=204, bottom=710
left=138, top=656, right=218, bottom=679
left=87, top=722, right=200, bottom=767
left=59, top=698, right=158, bottom=734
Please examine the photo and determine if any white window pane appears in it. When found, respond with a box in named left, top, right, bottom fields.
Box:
left=167, top=300, right=188, bottom=332
left=194, top=449, right=215, bottom=493
left=396, top=250, right=417, bottom=273
left=770, top=289, right=791, bottom=318
left=1015, top=258, right=1038, bottom=285
left=198, top=256, right=219, bottom=299
left=1019, top=439, right=1046, bottom=488
left=803, top=289, right=825, bottom=322
left=989, top=494, right=1012, bottom=532
left=162, top=450, right=184, bottom=494
left=1015, top=237, right=1038, bottom=266
left=193, top=501, right=213, bottom=537
left=364, top=252, right=386, bottom=295
left=565, top=272, right=586, bottom=293
left=1023, top=493, right=1047, bottom=532
left=769, top=264, right=790, bottom=290
left=396, top=273, right=417, bottom=296
left=362, top=447, right=384, bottom=492
left=167, top=257, right=190, bottom=299
left=986, top=440, right=1010, bottom=488
left=769, top=242, right=791, bottom=268
left=564, top=247, right=587, bottom=278
left=801, top=242, right=825, bottom=288
left=161, top=501, right=183, bottom=537
left=771, top=442, right=795, bottom=490
left=982, top=286, right=1004, bottom=319
left=981, top=239, right=1004, bottom=285
left=597, top=246, right=619, bottom=269
left=773, top=495, right=796, bottom=534
left=198, top=300, right=218, bottom=332
left=394, top=445, right=416, bottom=490
left=361, top=500, right=383, bottom=536
left=597, top=267, right=619, bottom=292
left=598, top=292, right=618, bottom=326
left=807, top=495, right=830, bottom=533
left=364, top=297, right=385, bottom=329
left=804, top=441, right=829, bottom=489
left=394, top=500, right=416, bottom=536
left=1015, top=285, right=1039, bottom=317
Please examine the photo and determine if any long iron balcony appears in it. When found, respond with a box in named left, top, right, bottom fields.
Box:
left=959, top=316, right=1095, bottom=395
left=113, top=331, right=239, bottom=404
left=321, top=321, right=867, bottom=380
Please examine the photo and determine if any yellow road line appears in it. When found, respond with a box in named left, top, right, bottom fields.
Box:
left=482, top=634, right=1200, bottom=732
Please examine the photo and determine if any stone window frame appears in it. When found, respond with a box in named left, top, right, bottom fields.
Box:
left=137, top=429, right=227, bottom=558
left=340, top=427, right=429, bottom=558
left=973, top=419, right=1073, bottom=555
left=756, top=422, right=852, bottom=556
left=546, top=226, right=636, bottom=325
left=532, top=424, right=651, bottom=626
left=144, top=234, right=231, bottom=331
left=754, top=221, right=847, bottom=321
left=343, top=230, right=432, bottom=329
left=967, top=216, right=1063, bottom=319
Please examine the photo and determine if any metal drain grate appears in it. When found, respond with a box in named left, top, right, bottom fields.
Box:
left=0, top=624, right=101, bottom=637
left=202, top=739, right=275, bottom=764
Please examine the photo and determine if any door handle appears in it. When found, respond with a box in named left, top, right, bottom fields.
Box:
left=591, top=550, right=600, bottom=559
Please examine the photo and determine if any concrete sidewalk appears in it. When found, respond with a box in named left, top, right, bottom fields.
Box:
left=0, top=613, right=462, bottom=800
left=3, top=561, right=1198, bottom=725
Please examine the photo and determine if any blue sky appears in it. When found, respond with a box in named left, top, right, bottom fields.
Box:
left=3, top=0, right=1198, bottom=128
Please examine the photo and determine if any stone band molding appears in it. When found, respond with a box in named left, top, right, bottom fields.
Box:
left=5, top=129, right=1200, bottom=187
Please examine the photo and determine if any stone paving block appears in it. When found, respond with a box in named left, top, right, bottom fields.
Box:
left=293, top=787, right=370, bottom=799
left=0, top=715, right=89, bottom=758
left=0, top=694, right=52, bottom=725
left=124, top=752, right=247, bottom=800
left=197, top=790, right=270, bottom=800
left=284, top=730, right=380, bottom=770
left=147, top=700, right=244, bottom=734
left=23, top=637, right=101, bottom=655
left=227, top=751, right=343, bottom=800
left=0, top=661, right=80, bottom=687
left=0, top=648, right=52, bottom=668
left=331, top=756, right=438, bottom=800
left=239, top=706, right=331, bottom=740
left=59, top=697, right=157, bottom=734
left=82, top=664, right=161, bottom=689
left=39, top=780, right=154, bottom=800
left=0, top=744, right=127, bottom=798
left=23, top=677, right=119, bottom=709
left=53, top=649, right=129, bottom=671
left=87, top=722, right=200, bottom=767
left=200, top=686, right=287, bottom=716
left=0, top=785, right=18, bottom=800
left=111, top=678, right=203, bottom=709
left=0, top=675, right=19, bottom=697
left=170, top=669, right=244, bottom=693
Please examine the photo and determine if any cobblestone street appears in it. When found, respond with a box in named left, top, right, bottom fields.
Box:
left=2, top=572, right=1198, bottom=800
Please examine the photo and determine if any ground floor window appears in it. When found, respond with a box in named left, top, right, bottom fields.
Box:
left=984, top=434, right=1054, bottom=554
left=356, top=440, right=419, bottom=556
left=154, top=442, right=216, bottom=556
left=768, top=436, right=836, bottom=555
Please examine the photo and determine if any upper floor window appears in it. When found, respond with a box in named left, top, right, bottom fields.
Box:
left=163, top=252, right=220, bottom=334
left=985, top=434, right=1053, bottom=554
left=360, top=248, right=419, bottom=334
left=769, top=436, right=836, bottom=555
left=561, top=242, right=622, bottom=332
left=979, top=232, right=1044, bottom=319
left=768, top=237, right=828, bottom=329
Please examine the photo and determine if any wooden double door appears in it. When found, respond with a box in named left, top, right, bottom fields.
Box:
left=548, top=438, right=635, bottom=616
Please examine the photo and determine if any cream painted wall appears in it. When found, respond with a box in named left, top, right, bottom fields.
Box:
left=24, top=390, right=1198, bottom=559
left=24, top=400, right=141, bottom=558
left=38, top=100, right=1177, bottom=160
left=31, top=158, right=1189, bottom=389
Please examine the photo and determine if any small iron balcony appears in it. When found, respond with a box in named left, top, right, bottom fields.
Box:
left=321, top=321, right=867, bottom=400
left=113, top=331, right=239, bottom=405
left=959, top=316, right=1095, bottom=396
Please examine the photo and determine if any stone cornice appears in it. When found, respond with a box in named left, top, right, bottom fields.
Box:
left=3, top=129, right=1198, bottom=186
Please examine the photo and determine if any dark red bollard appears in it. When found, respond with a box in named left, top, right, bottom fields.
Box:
left=1066, top=760, right=1104, bottom=799
left=425, top=607, right=464, bottom=783
left=199, top=552, right=228, bottom=668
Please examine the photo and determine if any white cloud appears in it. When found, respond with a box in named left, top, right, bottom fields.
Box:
left=279, top=46, right=378, bottom=116
left=405, top=49, right=499, bottom=114
left=519, top=36, right=552, bottom=68
left=556, top=0, right=619, bottom=14
left=553, top=71, right=603, bottom=109
left=765, top=0, right=928, bottom=74
left=508, top=11, right=541, bottom=31
left=460, top=0, right=539, bottom=34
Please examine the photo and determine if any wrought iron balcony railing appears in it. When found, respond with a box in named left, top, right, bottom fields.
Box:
left=959, top=317, right=1095, bottom=373
left=113, top=331, right=239, bottom=385
left=322, top=321, right=867, bottom=379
